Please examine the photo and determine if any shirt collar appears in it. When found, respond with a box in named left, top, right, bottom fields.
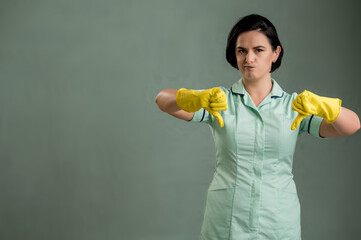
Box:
left=230, top=77, right=284, bottom=98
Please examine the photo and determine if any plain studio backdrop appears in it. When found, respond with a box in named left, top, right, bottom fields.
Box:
left=0, top=0, right=360, bottom=239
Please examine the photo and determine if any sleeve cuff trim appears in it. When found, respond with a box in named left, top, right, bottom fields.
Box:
left=200, top=109, right=205, bottom=122
left=308, top=114, right=314, bottom=134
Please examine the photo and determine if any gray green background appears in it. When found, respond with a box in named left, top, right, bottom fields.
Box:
left=1, top=0, right=360, bottom=239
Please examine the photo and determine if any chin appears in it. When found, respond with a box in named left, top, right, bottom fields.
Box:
left=244, top=74, right=258, bottom=81
left=245, top=72, right=270, bottom=81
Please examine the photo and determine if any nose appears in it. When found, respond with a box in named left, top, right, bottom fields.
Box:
left=245, top=51, right=255, bottom=63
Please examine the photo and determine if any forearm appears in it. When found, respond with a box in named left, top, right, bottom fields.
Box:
left=155, top=89, right=181, bottom=113
left=155, top=89, right=194, bottom=121
left=320, top=107, right=360, bottom=137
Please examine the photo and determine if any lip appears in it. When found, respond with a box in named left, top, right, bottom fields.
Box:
left=244, top=66, right=255, bottom=69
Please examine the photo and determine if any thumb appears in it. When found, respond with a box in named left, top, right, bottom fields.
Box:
left=291, top=113, right=307, bottom=130
left=210, top=110, right=225, bottom=128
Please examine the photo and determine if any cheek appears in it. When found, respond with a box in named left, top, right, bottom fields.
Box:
left=263, top=53, right=273, bottom=61
left=262, top=54, right=274, bottom=66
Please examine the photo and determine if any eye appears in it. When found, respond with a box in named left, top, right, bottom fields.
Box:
left=256, top=49, right=263, bottom=52
left=238, top=49, right=246, bottom=53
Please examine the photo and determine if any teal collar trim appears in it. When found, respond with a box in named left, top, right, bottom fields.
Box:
left=230, top=78, right=284, bottom=98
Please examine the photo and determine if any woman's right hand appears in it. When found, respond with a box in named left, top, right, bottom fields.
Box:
left=176, top=87, right=228, bottom=127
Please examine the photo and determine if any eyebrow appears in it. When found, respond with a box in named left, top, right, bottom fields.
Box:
left=236, top=45, right=266, bottom=49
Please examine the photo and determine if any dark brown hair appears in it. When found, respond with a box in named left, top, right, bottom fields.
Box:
left=226, top=14, right=284, bottom=72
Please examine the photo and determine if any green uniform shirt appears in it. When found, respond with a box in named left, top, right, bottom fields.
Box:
left=190, top=78, right=325, bottom=240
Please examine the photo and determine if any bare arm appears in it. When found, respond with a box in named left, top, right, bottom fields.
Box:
left=319, top=107, right=360, bottom=137
left=155, top=89, right=194, bottom=121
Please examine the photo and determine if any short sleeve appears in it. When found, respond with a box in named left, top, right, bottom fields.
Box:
left=188, top=108, right=213, bottom=124
left=299, top=114, right=327, bottom=139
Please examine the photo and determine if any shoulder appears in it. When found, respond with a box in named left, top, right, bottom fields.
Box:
left=218, top=86, right=241, bottom=96
left=273, top=91, right=299, bottom=119
left=282, top=91, right=298, bottom=103
left=218, top=86, right=231, bottom=94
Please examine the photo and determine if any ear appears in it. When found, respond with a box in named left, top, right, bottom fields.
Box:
left=272, top=46, right=281, bottom=63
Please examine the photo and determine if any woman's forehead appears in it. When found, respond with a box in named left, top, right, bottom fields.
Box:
left=235, top=30, right=270, bottom=48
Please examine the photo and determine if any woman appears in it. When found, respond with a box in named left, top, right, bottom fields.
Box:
left=155, top=14, right=360, bottom=240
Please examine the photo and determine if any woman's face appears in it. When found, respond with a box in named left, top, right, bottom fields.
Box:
left=235, top=30, right=281, bottom=82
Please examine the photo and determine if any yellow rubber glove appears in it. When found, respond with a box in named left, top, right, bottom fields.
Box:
left=176, top=87, right=228, bottom=127
left=291, top=90, right=342, bottom=130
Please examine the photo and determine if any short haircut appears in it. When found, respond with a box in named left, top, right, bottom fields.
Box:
left=226, top=14, right=284, bottom=72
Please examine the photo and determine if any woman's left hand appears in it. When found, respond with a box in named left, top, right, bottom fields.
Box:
left=291, top=90, right=342, bottom=130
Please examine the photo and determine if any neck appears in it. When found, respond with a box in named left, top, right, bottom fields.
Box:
left=242, top=75, right=273, bottom=98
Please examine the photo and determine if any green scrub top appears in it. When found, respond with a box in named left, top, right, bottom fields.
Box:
left=190, top=78, right=325, bottom=240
